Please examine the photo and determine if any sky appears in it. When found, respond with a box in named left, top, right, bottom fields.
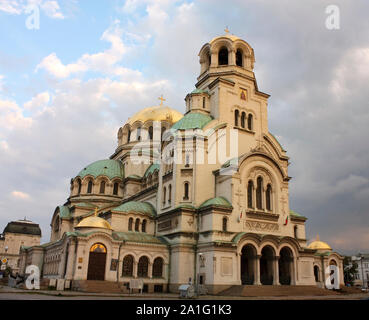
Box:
left=0, top=0, right=368, bottom=255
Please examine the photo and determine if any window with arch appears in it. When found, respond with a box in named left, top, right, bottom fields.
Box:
left=137, top=256, right=149, bottom=277
left=294, top=225, right=298, bottom=239
left=99, top=180, right=106, bottom=194
left=128, top=217, right=133, bottom=231
left=87, top=180, right=93, bottom=194
left=122, top=255, right=134, bottom=277
left=241, top=112, right=246, bottom=128
left=113, top=182, right=119, bottom=195
left=256, top=176, right=263, bottom=209
left=137, top=127, right=141, bottom=141
left=247, top=114, right=253, bottom=130
left=77, top=179, right=82, bottom=195
left=163, top=187, right=166, bottom=204
left=142, top=219, right=147, bottom=233
left=153, top=257, right=164, bottom=278
left=168, top=184, right=172, bottom=203
left=202, top=97, right=206, bottom=108
left=218, top=47, right=228, bottom=65
left=247, top=180, right=253, bottom=208
left=161, top=127, right=166, bottom=140
left=127, top=129, right=131, bottom=143
left=222, top=217, right=228, bottom=232
left=314, top=265, right=320, bottom=282
left=266, top=184, right=272, bottom=211
left=236, top=49, right=243, bottom=67
left=183, top=182, right=189, bottom=200
left=135, top=218, right=140, bottom=232
left=148, top=126, right=153, bottom=140
left=234, top=110, right=239, bottom=126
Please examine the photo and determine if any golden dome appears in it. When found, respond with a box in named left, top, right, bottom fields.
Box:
left=127, top=105, right=183, bottom=126
left=209, top=33, right=240, bottom=44
left=76, top=216, right=112, bottom=230
left=308, top=235, right=332, bottom=251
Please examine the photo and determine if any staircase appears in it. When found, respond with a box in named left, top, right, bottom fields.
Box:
left=73, top=280, right=123, bottom=293
left=217, top=285, right=341, bottom=297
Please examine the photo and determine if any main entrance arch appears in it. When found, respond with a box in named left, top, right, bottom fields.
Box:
left=87, top=243, right=107, bottom=280
left=240, top=244, right=257, bottom=285
left=279, top=247, right=294, bottom=285
left=260, top=246, right=275, bottom=285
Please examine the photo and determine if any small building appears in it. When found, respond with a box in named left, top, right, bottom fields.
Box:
left=0, top=219, right=41, bottom=273
left=351, top=254, right=369, bottom=287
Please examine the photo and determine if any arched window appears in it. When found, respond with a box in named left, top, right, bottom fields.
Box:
left=247, top=180, right=253, bottom=208
left=294, top=225, right=298, bottom=239
left=128, top=217, right=133, bottom=231
left=137, top=127, right=141, bottom=141
left=207, top=52, right=211, bottom=67
left=135, top=218, right=140, bottom=232
left=222, top=217, right=227, bottom=232
left=153, top=257, right=164, bottom=278
left=163, top=187, right=166, bottom=204
left=137, top=256, right=149, bottom=277
left=113, top=182, right=119, bottom=195
left=314, top=265, right=320, bottom=282
left=127, top=129, right=131, bottom=143
left=168, top=184, right=172, bottom=203
left=142, top=219, right=147, bottom=233
left=247, top=114, right=253, bottom=130
left=266, top=184, right=272, bottom=211
left=87, top=180, right=93, bottom=194
left=218, top=47, right=228, bottom=65
left=256, top=176, right=263, bottom=210
left=234, top=110, right=239, bottom=126
left=122, top=255, right=134, bottom=277
left=202, top=97, right=206, bottom=108
left=236, top=49, right=243, bottom=67
left=183, top=182, right=189, bottom=200
left=99, top=181, right=105, bottom=194
left=241, top=112, right=246, bottom=128
left=161, top=127, right=166, bottom=140
left=148, top=126, right=153, bottom=140
left=77, top=179, right=82, bottom=195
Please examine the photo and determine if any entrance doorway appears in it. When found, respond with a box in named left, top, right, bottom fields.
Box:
left=87, top=243, right=107, bottom=280
left=279, top=247, right=293, bottom=285
left=240, top=244, right=257, bottom=285
left=260, top=246, right=274, bottom=285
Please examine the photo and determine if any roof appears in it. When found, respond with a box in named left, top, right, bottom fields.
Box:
left=3, top=220, right=41, bottom=236
left=171, top=112, right=213, bottom=130
left=112, top=231, right=167, bottom=245
left=112, top=201, right=156, bottom=217
left=144, top=163, right=160, bottom=178
left=76, top=216, right=112, bottom=230
left=191, top=89, right=209, bottom=95
left=308, top=235, right=332, bottom=251
left=127, top=105, right=183, bottom=126
left=290, top=210, right=308, bottom=220
left=209, top=33, right=241, bottom=44
left=76, top=159, right=124, bottom=180
left=58, top=205, right=71, bottom=219
left=199, top=197, right=232, bottom=209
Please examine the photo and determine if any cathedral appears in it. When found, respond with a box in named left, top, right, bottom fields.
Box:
left=19, top=32, right=344, bottom=294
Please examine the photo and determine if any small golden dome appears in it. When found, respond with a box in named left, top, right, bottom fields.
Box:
left=76, top=216, right=112, bottom=230
left=127, top=105, right=183, bottom=126
left=308, top=235, right=332, bottom=251
left=209, top=33, right=240, bottom=44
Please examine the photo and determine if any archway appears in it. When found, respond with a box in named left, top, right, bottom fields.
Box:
left=240, top=244, right=257, bottom=285
left=87, top=243, right=107, bottom=280
left=314, top=265, right=320, bottom=282
left=279, top=247, right=294, bottom=285
left=260, top=246, right=275, bottom=285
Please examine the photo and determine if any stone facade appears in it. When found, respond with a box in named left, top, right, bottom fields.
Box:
left=19, top=33, right=344, bottom=293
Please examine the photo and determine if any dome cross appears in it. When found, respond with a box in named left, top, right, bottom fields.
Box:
left=158, top=95, right=166, bottom=106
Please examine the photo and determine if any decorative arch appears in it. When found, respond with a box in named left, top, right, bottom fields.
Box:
left=153, top=257, right=164, bottom=278
left=122, top=254, right=134, bottom=277
left=137, top=256, right=149, bottom=277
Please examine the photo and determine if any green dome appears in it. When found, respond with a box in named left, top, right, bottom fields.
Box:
left=144, top=163, right=160, bottom=177
left=76, top=159, right=124, bottom=180
left=112, top=201, right=156, bottom=217
left=171, top=112, right=213, bottom=130
left=199, top=197, right=232, bottom=209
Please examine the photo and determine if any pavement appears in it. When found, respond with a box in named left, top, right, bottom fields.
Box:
left=1, top=285, right=369, bottom=300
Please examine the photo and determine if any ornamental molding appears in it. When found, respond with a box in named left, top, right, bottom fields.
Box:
left=244, top=219, right=279, bottom=233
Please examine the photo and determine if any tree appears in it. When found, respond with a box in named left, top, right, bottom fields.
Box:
left=343, top=256, right=358, bottom=286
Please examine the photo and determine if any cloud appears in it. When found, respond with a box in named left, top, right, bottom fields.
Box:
left=23, top=91, right=50, bottom=113
left=11, top=191, right=31, bottom=200
left=0, top=0, right=64, bottom=18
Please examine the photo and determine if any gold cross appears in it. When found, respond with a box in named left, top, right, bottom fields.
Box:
left=225, top=26, right=230, bottom=34
left=158, top=95, right=166, bottom=106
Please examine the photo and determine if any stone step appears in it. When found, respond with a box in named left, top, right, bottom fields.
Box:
left=73, top=280, right=123, bottom=293
left=218, top=285, right=341, bottom=297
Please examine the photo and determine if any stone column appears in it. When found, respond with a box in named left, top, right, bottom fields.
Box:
left=255, top=255, right=261, bottom=285
left=273, top=256, right=280, bottom=285
left=64, top=241, right=76, bottom=280
left=291, top=258, right=296, bottom=285
left=148, top=262, right=153, bottom=279
left=133, top=261, right=138, bottom=278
